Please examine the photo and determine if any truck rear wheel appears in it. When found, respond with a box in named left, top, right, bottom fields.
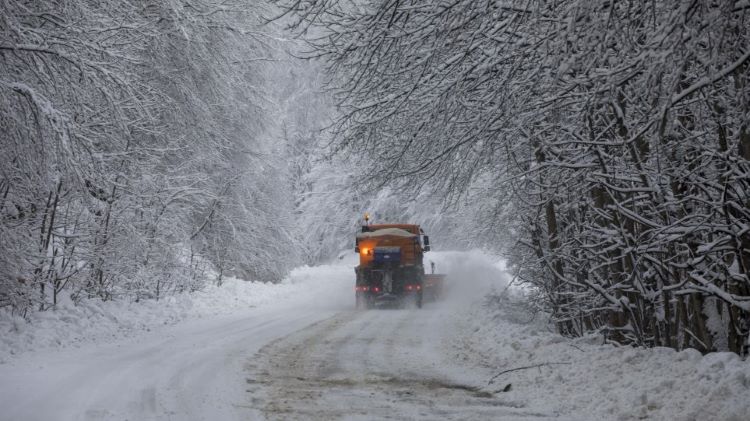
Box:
left=356, top=293, right=374, bottom=310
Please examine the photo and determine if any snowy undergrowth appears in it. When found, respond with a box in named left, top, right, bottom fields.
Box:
left=453, top=290, right=750, bottom=421
left=0, top=260, right=353, bottom=363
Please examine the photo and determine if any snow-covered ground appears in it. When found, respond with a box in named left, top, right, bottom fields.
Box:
left=1, top=250, right=748, bottom=420
left=439, top=251, right=750, bottom=420
left=0, top=263, right=350, bottom=362
left=0, top=260, right=353, bottom=421
left=452, top=294, right=750, bottom=421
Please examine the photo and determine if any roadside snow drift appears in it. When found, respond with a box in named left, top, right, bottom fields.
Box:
left=0, top=258, right=353, bottom=362
left=451, top=291, right=750, bottom=420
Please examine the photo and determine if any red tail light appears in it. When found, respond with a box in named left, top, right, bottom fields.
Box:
left=355, top=286, right=370, bottom=292
left=406, top=285, right=413, bottom=291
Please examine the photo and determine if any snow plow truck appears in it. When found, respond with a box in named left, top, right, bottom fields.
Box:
left=354, top=215, right=442, bottom=309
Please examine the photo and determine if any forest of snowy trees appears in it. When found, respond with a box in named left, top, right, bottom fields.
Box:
left=0, top=0, right=456, bottom=318
left=2, top=0, right=749, bottom=357
left=0, top=1, right=325, bottom=314
left=274, top=0, right=750, bottom=355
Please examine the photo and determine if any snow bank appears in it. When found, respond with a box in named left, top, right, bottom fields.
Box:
left=0, top=279, right=290, bottom=362
left=0, top=258, right=354, bottom=363
left=419, top=250, right=749, bottom=419
left=453, top=289, right=750, bottom=421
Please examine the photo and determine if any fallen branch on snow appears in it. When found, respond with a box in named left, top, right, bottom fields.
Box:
left=488, top=362, right=571, bottom=385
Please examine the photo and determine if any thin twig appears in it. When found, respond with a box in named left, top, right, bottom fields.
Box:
left=488, top=362, right=571, bottom=385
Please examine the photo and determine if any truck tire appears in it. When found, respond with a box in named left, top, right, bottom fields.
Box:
left=356, top=293, right=367, bottom=310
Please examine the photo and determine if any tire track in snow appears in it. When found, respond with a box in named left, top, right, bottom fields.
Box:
left=247, top=307, right=554, bottom=420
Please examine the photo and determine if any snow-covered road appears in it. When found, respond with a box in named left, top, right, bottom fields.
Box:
left=2, top=251, right=749, bottom=421
left=0, top=302, right=342, bottom=421
left=0, top=251, right=510, bottom=421
left=248, top=306, right=550, bottom=420
left=0, top=259, right=353, bottom=421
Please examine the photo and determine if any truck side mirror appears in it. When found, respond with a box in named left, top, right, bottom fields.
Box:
left=423, top=235, right=430, bottom=252
left=355, top=246, right=360, bottom=253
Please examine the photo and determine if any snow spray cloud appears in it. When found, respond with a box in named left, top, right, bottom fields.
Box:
left=425, top=250, right=508, bottom=306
